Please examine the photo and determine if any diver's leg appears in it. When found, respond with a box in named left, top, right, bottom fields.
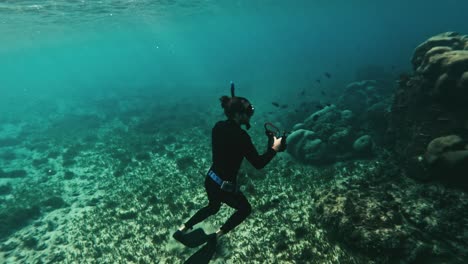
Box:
left=184, top=201, right=221, bottom=229
left=183, top=177, right=221, bottom=229
left=218, top=191, right=252, bottom=235
left=173, top=178, right=221, bottom=247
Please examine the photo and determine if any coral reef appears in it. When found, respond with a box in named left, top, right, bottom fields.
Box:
left=312, top=160, right=468, bottom=263
left=423, top=135, right=468, bottom=187
left=411, top=32, right=468, bottom=108
left=286, top=79, right=393, bottom=164
left=388, top=32, right=468, bottom=187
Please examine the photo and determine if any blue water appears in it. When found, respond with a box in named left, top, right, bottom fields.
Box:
left=1, top=1, right=468, bottom=263
left=2, top=0, right=468, bottom=101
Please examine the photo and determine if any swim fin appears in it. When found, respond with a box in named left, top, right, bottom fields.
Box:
left=184, top=234, right=217, bottom=264
left=173, top=228, right=211, bottom=248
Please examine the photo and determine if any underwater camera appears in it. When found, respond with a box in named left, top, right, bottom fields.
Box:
left=264, top=122, right=288, bottom=152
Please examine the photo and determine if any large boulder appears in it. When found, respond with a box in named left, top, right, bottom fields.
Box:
left=286, top=129, right=330, bottom=164
left=387, top=32, right=468, bottom=188
left=337, top=80, right=392, bottom=142
left=411, top=32, right=468, bottom=108
left=337, top=80, right=380, bottom=115
left=287, top=105, right=377, bottom=164
left=422, top=135, right=468, bottom=187
left=353, top=135, right=374, bottom=156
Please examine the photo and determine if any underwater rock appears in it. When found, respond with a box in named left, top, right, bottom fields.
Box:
left=337, top=80, right=378, bottom=115
left=287, top=129, right=330, bottom=164
left=304, top=104, right=338, bottom=128
left=314, top=186, right=411, bottom=259
left=353, top=135, right=374, bottom=155
left=423, top=135, right=468, bottom=188
left=337, top=80, right=392, bottom=142
left=289, top=104, right=372, bottom=163
left=424, top=135, right=464, bottom=164
left=388, top=32, right=468, bottom=186
left=328, top=128, right=352, bottom=151
left=292, top=123, right=305, bottom=131
left=302, top=139, right=326, bottom=162
left=340, top=110, right=354, bottom=124
left=412, top=32, right=468, bottom=71
left=411, top=32, right=468, bottom=107
left=312, top=161, right=468, bottom=263
left=287, top=129, right=316, bottom=149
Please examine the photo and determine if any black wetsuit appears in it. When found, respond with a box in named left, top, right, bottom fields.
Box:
left=184, top=119, right=276, bottom=233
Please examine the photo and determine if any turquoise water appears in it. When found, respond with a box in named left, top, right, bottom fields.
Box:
left=2, top=0, right=468, bottom=100
left=1, top=1, right=468, bottom=263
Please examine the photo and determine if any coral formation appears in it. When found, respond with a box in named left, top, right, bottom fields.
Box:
left=286, top=75, right=394, bottom=165
left=412, top=32, right=468, bottom=107
left=388, top=32, right=468, bottom=187
left=423, top=135, right=468, bottom=187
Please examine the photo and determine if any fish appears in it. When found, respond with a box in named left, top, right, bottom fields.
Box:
left=315, top=79, right=321, bottom=84
left=280, top=104, right=288, bottom=109
left=272, top=102, right=280, bottom=107
left=316, top=104, right=324, bottom=110
left=299, top=90, right=306, bottom=96
left=312, top=115, right=320, bottom=121
left=326, top=103, right=332, bottom=107
left=324, top=72, right=331, bottom=78
left=321, top=91, right=326, bottom=96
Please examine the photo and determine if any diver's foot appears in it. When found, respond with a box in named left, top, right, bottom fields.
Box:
left=173, top=228, right=211, bottom=248
left=183, top=233, right=218, bottom=264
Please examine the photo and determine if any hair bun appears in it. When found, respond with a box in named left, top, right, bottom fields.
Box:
left=219, top=96, right=231, bottom=109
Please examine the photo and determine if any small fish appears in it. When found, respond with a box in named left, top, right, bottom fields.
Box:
left=316, top=104, right=324, bottom=110
left=324, top=72, right=331, bottom=78
left=280, top=104, right=288, bottom=109
left=267, top=111, right=274, bottom=115
left=312, top=115, right=320, bottom=121
left=326, top=103, right=331, bottom=107
left=299, top=90, right=306, bottom=96
left=272, top=102, right=280, bottom=107
left=321, top=91, right=326, bottom=96
left=315, top=79, right=321, bottom=84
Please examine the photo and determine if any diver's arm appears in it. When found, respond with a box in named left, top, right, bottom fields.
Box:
left=243, top=133, right=277, bottom=169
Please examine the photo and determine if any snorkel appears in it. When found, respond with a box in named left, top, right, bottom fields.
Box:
left=231, top=81, right=235, bottom=97
left=230, top=81, right=253, bottom=130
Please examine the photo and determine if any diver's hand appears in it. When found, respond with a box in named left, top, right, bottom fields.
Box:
left=271, top=136, right=282, bottom=152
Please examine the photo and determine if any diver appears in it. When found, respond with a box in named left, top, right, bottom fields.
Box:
left=173, top=82, right=284, bottom=250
